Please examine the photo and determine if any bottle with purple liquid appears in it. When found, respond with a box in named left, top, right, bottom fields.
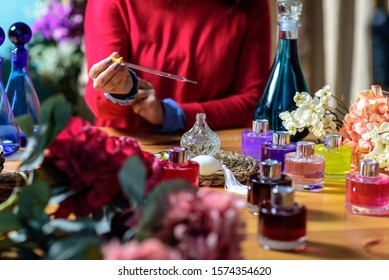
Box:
left=261, top=131, right=296, bottom=172
left=241, top=119, right=273, bottom=162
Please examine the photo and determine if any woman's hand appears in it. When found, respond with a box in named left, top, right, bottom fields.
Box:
left=131, top=79, right=164, bottom=126
left=89, top=52, right=134, bottom=95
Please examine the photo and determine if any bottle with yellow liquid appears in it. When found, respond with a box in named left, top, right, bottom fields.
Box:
left=314, top=134, right=351, bottom=181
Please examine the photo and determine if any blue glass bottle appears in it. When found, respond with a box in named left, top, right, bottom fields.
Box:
left=5, top=22, right=40, bottom=145
left=0, top=26, right=20, bottom=156
left=254, top=1, right=308, bottom=142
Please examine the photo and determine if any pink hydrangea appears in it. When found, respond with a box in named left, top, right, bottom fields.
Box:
left=102, top=238, right=181, bottom=260
left=157, top=188, right=246, bottom=260
left=339, top=85, right=389, bottom=168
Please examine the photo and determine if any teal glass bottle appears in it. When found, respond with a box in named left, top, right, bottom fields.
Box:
left=0, top=26, right=20, bottom=156
left=5, top=22, right=40, bottom=146
left=254, top=1, right=308, bottom=141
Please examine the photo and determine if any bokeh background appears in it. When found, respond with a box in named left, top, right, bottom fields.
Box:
left=1, top=0, right=389, bottom=122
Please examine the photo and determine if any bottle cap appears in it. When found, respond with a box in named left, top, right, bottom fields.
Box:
left=195, top=113, right=206, bottom=121
left=324, top=134, right=342, bottom=148
left=168, top=146, right=189, bottom=164
left=260, top=159, right=281, bottom=179
left=271, top=185, right=294, bottom=207
left=272, top=131, right=290, bottom=146
left=359, top=159, right=379, bottom=177
left=296, top=141, right=315, bottom=157
left=252, top=119, right=268, bottom=133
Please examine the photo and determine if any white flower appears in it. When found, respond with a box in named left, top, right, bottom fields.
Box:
left=294, top=92, right=311, bottom=107
left=278, top=85, right=343, bottom=140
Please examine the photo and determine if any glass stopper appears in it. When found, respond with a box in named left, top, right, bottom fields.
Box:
left=8, top=22, right=32, bottom=46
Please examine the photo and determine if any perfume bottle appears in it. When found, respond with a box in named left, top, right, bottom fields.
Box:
left=258, top=185, right=307, bottom=251
left=247, top=159, right=292, bottom=215
left=0, top=26, right=20, bottom=156
left=261, top=131, right=296, bottom=172
left=315, top=134, right=351, bottom=181
left=284, top=141, right=325, bottom=192
left=5, top=22, right=41, bottom=145
left=180, top=113, right=220, bottom=158
left=345, top=159, right=389, bottom=216
left=241, top=119, right=273, bottom=162
left=162, top=146, right=200, bottom=187
left=254, top=1, right=308, bottom=142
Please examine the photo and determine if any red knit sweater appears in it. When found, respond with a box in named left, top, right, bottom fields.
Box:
left=84, top=0, right=271, bottom=130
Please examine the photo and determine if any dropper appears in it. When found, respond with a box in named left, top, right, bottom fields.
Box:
left=111, top=56, right=197, bottom=84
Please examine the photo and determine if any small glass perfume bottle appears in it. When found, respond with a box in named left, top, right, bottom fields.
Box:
left=241, top=119, right=273, bottom=162
left=0, top=26, right=20, bottom=156
left=258, top=185, right=307, bottom=251
left=247, top=159, right=292, bottom=215
left=314, top=134, right=351, bottom=181
left=345, top=159, right=389, bottom=216
left=6, top=22, right=41, bottom=146
left=180, top=113, right=220, bottom=158
left=261, top=131, right=296, bottom=171
left=284, top=141, right=325, bottom=192
left=162, top=146, right=200, bottom=187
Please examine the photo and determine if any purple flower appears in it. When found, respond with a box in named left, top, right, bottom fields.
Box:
left=32, top=0, right=86, bottom=44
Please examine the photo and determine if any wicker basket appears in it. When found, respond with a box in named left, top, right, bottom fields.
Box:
left=0, top=172, right=27, bottom=203
left=199, top=150, right=259, bottom=186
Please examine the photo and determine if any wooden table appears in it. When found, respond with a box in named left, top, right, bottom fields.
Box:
left=3, top=127, right=389, bottom=260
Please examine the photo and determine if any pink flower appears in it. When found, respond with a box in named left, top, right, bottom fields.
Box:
left=157, top=188, right=246, bottom=260
left=339, top=85, right=389, bottom=169
left=43, top=117, right=164, bottom=217
left=102, top=238, right=181, bottom=260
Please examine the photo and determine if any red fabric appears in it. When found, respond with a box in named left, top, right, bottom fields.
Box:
left=84, top=0, right=271, bottom=130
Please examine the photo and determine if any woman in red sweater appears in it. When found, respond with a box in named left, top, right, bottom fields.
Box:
left=84, top=0, right=271, bottom=133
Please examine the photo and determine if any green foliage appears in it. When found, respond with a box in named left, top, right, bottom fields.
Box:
left=16, top=94, right=72, bottom=170
left=119, top=155, right=146, bottom=206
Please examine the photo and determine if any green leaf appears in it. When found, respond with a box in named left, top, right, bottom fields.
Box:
left=45, top=236, right=102, bottom=260
left=42, top=219, right=97, bottom=236
left=17, top=181, right=49, bottom=221
left=17, top=94, right=72, bottom=170
left=0, top=211, right=23, bottom=233
left=134, top=180, right=195, bottom=240
left=15, top=114, right=35, bottom=137
left=119, top=155, right=146, bottom=205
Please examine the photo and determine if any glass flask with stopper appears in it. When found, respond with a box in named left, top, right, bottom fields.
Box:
left=5, top=22, right=41, bottom=146
left=254, top=1, right=308, bottom=141
left=180, top=113, right=220, bottom=158
left=0, top=26, right=20, bottom=156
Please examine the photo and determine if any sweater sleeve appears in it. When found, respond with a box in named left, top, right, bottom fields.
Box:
left=84, top=0, right=133, bottom=120
left=180, top=2, right=271, bottom=130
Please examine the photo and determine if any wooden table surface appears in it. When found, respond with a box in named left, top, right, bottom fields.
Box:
left=4, top=127, right=389, bottom=260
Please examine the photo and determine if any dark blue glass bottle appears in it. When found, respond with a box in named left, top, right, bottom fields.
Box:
left=0, top=26, right=20, bottom=156
left=254, top=1, right=308, bottom=142
left=5, top=22, right=40, bottom=146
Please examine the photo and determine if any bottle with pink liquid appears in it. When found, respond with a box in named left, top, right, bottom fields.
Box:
left=258, top=185, right=307, bottom=251
left=162, top=146, right=200, bottom=187
left=284, top=141, right=325, bottom=192
left=346, top=159, right=389, bottom=216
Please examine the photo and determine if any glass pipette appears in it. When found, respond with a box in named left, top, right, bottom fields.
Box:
left=111, top=56, right=197, bottom=84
